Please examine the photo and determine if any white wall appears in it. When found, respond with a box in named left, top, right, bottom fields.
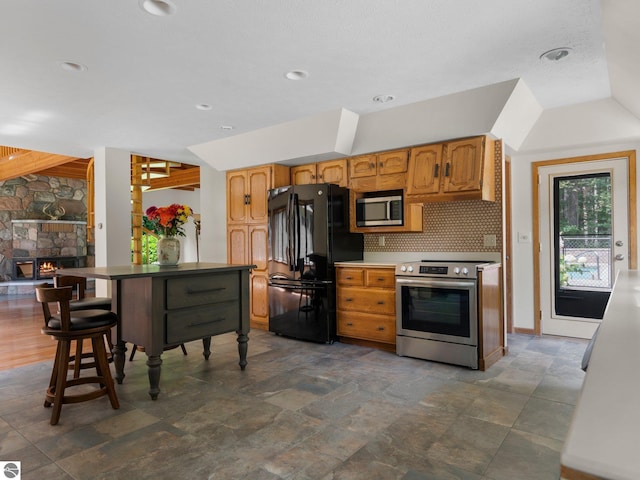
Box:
left=197, top=164, right=227, bottom=262
left=142, top=189, right=201, bottom=263
left=509, top=99, right=640, bottom=331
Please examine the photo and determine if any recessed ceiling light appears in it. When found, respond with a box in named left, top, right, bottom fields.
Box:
left=219, top=125, right=234, bottom=131
left=140, top=0, right=177, bottom=16
left=285, top=70, right=309, bottom=81
left=195, top=104, right=212, bottom=111
left=60, top=61, right=88, bottom=72
left=540, top=47, right=572, bottom=62
left=373, top=94, right=395, bottom=104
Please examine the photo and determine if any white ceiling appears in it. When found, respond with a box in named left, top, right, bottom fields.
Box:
left=0, top=0, right=638, bottom=168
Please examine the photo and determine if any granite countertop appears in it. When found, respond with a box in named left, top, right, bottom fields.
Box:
left=58, top=262, right=256, bottom=280
left=561, top=269, right=640, bottom=479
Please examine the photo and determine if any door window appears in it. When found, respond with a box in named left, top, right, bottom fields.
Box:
left=553, top=173, right=612, bottom=319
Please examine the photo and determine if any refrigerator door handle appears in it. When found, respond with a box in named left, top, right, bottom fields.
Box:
left=295, top=192, right=301, bottom=274
left=286, top=193, right=293, bottom=271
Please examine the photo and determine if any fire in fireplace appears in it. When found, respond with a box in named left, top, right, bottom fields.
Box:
left=38, top=260, right=57, bottom=279
left=12, top=257, right=86, bottom=281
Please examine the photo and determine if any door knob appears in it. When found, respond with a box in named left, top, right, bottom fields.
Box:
left=615, top=254, right=625, bottom=261
left=615, top=240, right=624, bottom=247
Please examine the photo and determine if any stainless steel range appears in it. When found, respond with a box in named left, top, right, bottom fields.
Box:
left=395, top=260, right=490, bottom=369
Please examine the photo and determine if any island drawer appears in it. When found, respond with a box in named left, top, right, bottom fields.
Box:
left=166, top=301, right=239, bottom=344
left=166, top=273, right=239, bottom=309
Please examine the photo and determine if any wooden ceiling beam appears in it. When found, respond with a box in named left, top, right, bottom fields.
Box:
left=39, top=159, right=92, bottom=179
left=144, top=167, right=200, bottom=191
left=0, top=149, right=84, bottom=181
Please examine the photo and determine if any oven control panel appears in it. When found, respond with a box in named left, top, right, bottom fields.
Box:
left=420, top=266, right=448, bottom=275
left=396, top=261, right=488, bottom=279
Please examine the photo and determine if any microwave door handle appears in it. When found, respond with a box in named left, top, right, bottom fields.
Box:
left=387, top=200, right=391, bottom=222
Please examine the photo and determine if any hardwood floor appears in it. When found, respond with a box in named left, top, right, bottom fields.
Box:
left=0, top=295, right=59, bottom=370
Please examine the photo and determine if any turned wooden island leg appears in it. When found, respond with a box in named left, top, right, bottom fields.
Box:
left=237, top=332, right=248, bottom=370
left=146, top=354, right=162, bottom=400
left=202, top=337, right=211, bottom=360
left=113, top=340, right=126, bottom=384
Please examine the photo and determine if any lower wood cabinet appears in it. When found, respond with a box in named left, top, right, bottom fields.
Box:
left=336, top=265, right=396, bottom=350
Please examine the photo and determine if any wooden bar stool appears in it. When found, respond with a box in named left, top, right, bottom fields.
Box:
left=54, top=275, right=114, bottom=377
left=54, top=274, right=112, bottom=311
left=36, top=285, right=119, bottom=425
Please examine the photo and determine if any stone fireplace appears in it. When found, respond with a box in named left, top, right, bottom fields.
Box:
left=10, top=219, right=87, bottom=281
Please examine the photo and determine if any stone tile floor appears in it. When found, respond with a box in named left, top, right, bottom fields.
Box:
left=0, top=331, right=587, bottom=479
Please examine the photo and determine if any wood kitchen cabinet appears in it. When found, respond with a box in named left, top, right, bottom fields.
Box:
left=348, top=149, right=408, bottom=192
left=226, top=164, right=290, bottom=330
left=406, top=136, right=495, bottom=202
left=290, top=159, right=347, bottom=187
left=336, top=265, right=396, bottom=351
left=477, top=263, right=505, bottom=371
left=227, top=165, right=290, bottom=225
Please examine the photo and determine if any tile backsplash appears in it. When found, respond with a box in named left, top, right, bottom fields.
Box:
left=364, top=139, right=503, bottom=254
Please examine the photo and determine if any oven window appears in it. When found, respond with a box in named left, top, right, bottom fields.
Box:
left=401, top=285, right=470, bottom=337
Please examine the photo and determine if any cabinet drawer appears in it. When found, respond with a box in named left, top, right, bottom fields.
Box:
left=166, top=273, right=239, bottom=309
left=336, top=268, right=364, bottom=286
left=364, top=269, right=395, bottom=288
left=166, top=301, right=239, bottom=344
left=337, top=311, right=396, bottom=343
left=337, top=287, right=395, bottom=315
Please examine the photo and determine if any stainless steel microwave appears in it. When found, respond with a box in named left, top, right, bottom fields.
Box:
left=356, top=195, right=403, bottom=227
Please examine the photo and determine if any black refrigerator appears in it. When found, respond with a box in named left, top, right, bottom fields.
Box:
left=268, top=183, right=364, bottom=343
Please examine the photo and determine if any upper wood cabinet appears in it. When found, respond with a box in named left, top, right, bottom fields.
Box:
left=290, top=159, right=347, bottom=187
left=348, top=149, right=408, bottom=192
left=227, top=165, right=290, bottom=225
left=406, top=136, right=495, bottom=202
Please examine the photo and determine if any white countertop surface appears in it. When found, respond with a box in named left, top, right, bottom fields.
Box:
left=334, top=260, right=397, bottom=268
left=561, top=269, right=640, bottom=480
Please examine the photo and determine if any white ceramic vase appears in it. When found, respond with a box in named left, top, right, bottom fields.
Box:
left=157, top=235, right=180, bottom=266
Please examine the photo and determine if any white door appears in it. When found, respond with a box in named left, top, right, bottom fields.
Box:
left=538, top=157, right=629, bottom=338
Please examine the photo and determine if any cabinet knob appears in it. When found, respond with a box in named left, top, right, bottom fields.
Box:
left=434, top=163, right=440, bottom=177
left=311, top=174, right=316, bottom=179
left=345, top=298, right=353, bottom=302
left=377, top=277, right=384, bottom=281
left=377, top=326, right=385, bottom=331
left=370, top=162, right=375, bottom=169
left=445, top=162, right=451, bottom=177
left=379, top=162, right=383, bottom=168
left=346, top=322, right=353, bottom=326
left=345, top=276, right=353, bottom=280
left=377, top=301, right=384, bottom=305
left=318, top=174, right=323, bottom=179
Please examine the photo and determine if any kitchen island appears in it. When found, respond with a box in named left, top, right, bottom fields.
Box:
left=561, top=270, right=640, bottom=480
left=61, top=262, right=253, bottom=400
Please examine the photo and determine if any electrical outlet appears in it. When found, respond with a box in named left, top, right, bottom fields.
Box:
left=378, top=236, right=385, bottom=247
left=483, top=234, right=497, bottom=247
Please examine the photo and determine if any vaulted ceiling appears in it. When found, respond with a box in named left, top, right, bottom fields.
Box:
left=1, top=1, right=639, bottom=174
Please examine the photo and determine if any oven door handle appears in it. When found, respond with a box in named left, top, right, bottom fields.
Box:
left=395, top=277, right=476, bottom=289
